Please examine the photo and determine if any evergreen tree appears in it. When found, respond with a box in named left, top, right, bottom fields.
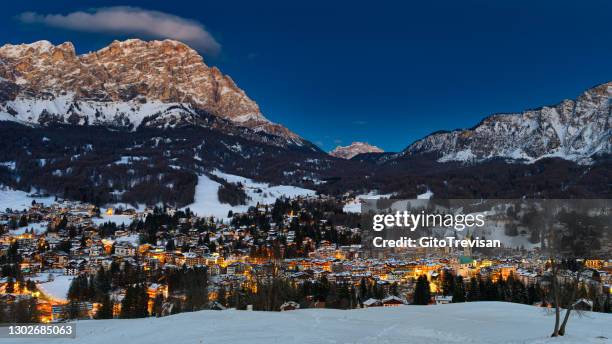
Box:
left=317, top=276, right=331, bottom=302
left=372, top=282, right=384, bottom=300
left=120, top=284, right=149, bottom=318
left=452, top=276, right=466, bottom=303
left=511, top=282, right=528, bottom=304
left=18, top=215, right=28, bottom=227
left=94, top=267, right=111, bottom=301
left=336, top=284, right=351, bottom=309
left=358, top=278, right=370, bottom=303
left=152, top=294, right=164, bottom=317
left=66, top=301, right=81, bottom=319
left=482, top=277, right=498, bottom=301
left=67, top=275, right=91, bottom=301
left=389, top=282, right=399, bottom=296
left=527, top=284, right=539, bottom=305
left=325, top=281, right=339, bottom=307
left=13, top=298, right=39, bottom=323
left=95, top=294, right=114, bottom=319
left=217, top=286, right=227, bottom=307
left=184, top=266, right=208, bottom=311
left=466, top=276, right=481, bottom=302
left=441, top=270, right=455, bottom=296
left=413, top=275, right=431, bottom=305
left=349, top=285, right=357, bottom=309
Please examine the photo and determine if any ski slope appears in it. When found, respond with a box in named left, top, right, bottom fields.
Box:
left=5, top=302, right=610, bottom=344
left=0, top=186, right=55, bottom=211
left=186, top=171, right=315, bottom=220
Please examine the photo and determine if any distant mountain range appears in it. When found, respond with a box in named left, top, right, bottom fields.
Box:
left=0, top=39, right=610, bottom=205
left=403, top=82, right=611, bottom=164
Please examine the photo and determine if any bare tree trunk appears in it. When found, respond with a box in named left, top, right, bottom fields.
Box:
left=550, top=259, right=560, bottom=337
left=559, top=269, right=581, bottom=336
left=558, top=307, right=572, bottom=336
left=551, top=282, right=560, bottom=337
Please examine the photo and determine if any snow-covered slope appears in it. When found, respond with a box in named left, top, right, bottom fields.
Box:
left=34, top=273, right=74, bottom=303
left=6, top=302, right=610, bottom=344
left=1, top=94, right=199, bottom=129
left=330, top=142, right=384, bottom=159
left=0, top=186, right=55, bottom=210
left=404, top=82, right=612, bottom=164
left=343, top=191, right=394, bottom=213
left=186, top=170, right=315, bottom=219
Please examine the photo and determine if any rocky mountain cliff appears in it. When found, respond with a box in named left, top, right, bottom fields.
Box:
left=0, top=39, right=610, bottom=204
left=330, top=142, right=384, bottom=159
left=403, top=82, right=611, bottom=164
left=0, top=39, right=304, bottom=145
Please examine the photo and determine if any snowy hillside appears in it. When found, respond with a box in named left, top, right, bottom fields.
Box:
left=342, top=191, right=394, bottom=213
left=33, top=273, right=74, bottom=302
left=1, top=94, right=200, bottom=130
left=6, top=302, right=610, bottom=344
left=342, top=190, right=432, bottom=214
left=0, top=186, right=55, bottom=211
left=186, top=170, right=315, bottom=219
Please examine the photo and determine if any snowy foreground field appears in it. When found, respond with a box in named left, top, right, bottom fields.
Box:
left=6, top=302, right=612, bottom=344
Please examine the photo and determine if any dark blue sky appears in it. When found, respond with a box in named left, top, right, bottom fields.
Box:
left=2, top=1, right=612, bottom=151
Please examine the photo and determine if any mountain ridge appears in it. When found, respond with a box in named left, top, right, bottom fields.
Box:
left=0, top=39, right=304, bottom=146
left=402, top=81, right=612, bottom=164
left=1, top=39, right=610, bottom=163
left=0, top=39, right=610, bottom=205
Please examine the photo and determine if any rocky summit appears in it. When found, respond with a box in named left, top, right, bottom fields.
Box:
left=330, top=142, right=384, bottom=159
left=0, top=39, right=302, bottom=144
left=403, top=82, right=612, bottom=164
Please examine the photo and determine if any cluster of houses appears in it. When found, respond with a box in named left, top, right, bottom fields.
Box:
left=1, top=198, right=611, bottom=321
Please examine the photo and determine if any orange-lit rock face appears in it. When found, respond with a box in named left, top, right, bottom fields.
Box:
left=0, top=39, right=300, bottom=141
left=330, top=142, right=384, bottom=159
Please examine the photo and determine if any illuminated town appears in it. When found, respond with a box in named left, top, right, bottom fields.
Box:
left=1, top=196, right=611, bottom=323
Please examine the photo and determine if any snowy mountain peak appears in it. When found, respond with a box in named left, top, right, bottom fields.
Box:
left=0, top=40, right=56, bottom=58
left=403, top=81, right=612, bottom=164
left=0, top=39, right=302, bottom=143
left=330, top=142, right=384, bottom=159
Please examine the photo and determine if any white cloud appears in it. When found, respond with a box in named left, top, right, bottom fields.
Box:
left=18, top=7, right=220, bottom=55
